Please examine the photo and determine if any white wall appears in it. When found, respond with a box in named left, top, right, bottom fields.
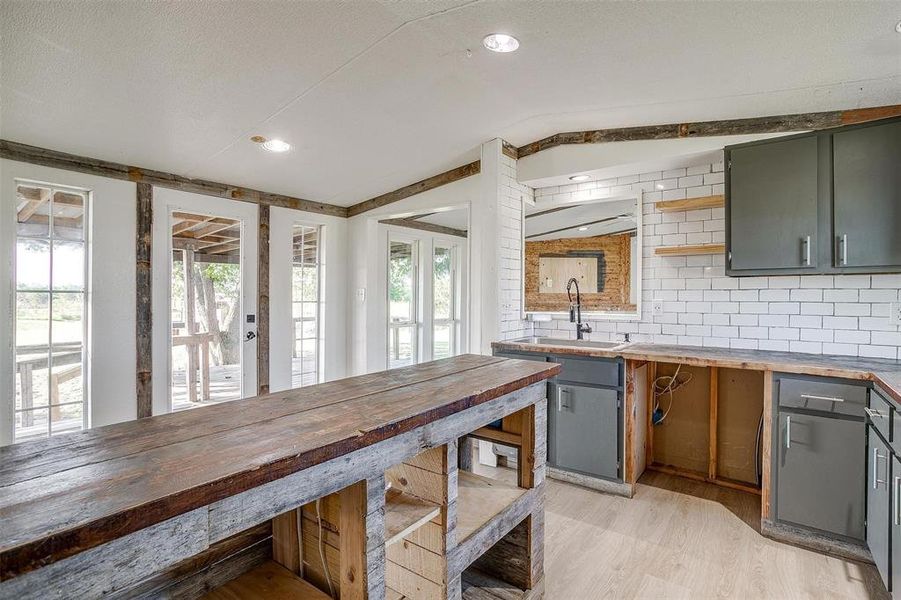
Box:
left=527, top=159, right=901, bottom=358
left=269, top=206, right=347, bottom=392
left=0, top=159, right=137, bottom=444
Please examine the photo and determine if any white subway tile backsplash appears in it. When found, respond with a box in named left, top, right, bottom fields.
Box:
left=526, top=159, right=901, bottom=358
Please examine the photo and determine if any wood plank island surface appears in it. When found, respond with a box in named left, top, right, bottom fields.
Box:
left=0, top=354, right=559, bottom=581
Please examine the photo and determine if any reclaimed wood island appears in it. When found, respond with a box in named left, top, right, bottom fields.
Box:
left=0, top=355, right=559, bottom=600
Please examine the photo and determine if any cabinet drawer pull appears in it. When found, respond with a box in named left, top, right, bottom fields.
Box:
left=802, top=235, right=811, bottom=266
left=864, top=407, right=886, bottom=421
left=874, top=447, right=888, bottom=489
left=800, top=393, right=844, bottom=403
left=839, top=234, right=848, bottom=266
left=785, top=415, right=791, bottom=449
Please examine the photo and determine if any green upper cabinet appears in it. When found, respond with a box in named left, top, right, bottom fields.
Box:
left=833, top=120, right=901, bottom=269
left=726, top=117, right=901, bottom=276
left=726, top=135, right=819, bottom=273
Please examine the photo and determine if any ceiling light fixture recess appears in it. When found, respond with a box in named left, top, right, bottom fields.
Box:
left=569, top=174, right=591, bottom=182
left=262, top=139, right=291, bottom=153
left=483, top=33, right=519, bottom=53
left=251, top=136, right=292, bottom=153
left=578, top=226, right=589, bottom=231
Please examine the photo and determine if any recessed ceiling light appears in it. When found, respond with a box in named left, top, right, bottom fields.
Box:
left=578, top=226, right=589, bottom=231
left=261, top=139, right=291, bottom=153
left=483, top=33, right=519, bottom=53
left=655, top=183, right=665, bottom=190
left=896, top=19, right=901, bottom=33
left=569, top=175, right=591, bottom=182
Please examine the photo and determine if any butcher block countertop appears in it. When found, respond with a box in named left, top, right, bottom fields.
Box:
left=0, top=354, right=559, bottom=580
left=492, top=338, right=901, bottom=404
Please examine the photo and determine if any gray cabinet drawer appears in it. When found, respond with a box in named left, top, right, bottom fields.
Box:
left=552, top=356, right=621, bottom=387
left=869, top=389, right=893, bottom=445
left=777, top=376, right=866, bottom=417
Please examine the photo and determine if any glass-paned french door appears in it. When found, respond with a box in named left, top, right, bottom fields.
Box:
left=388, top=239, right=419, bottom=368
left=432, top=244, right=458, bottom=360
left=387, top=234, right=463, bottom=368
left=292, top=224, right=321, bottom=387
left=13, top=181, right=89, bottom=441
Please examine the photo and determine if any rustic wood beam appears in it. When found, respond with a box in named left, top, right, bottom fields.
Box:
left=347, top=160, right=480, bottom=217
left=136, top=183, right=153, bottom=419
left=515, top=104, right=901, bottom=158
left=501, top=140, right=518, bottom=160
left=0, top=139, right=348, bottom=218
left=172, top=250, right=239, bottom=265
left=257, top=205, right=270, bottom=395
left=378, top=217, right=467, bottom=238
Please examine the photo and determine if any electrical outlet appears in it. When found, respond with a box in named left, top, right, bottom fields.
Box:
left=652, top=298, right=664, bottom=316
left=890, top=302, right=901, bottom=326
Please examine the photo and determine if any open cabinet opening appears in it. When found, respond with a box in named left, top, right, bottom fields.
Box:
left=647, top=362, right=764, bottom=495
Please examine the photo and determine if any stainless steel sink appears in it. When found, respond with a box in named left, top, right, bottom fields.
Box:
left=512, top=336, right=623, bottom=349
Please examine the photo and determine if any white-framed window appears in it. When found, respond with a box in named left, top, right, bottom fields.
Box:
left=387, top=237, right=419, bottom=368
left=432, top=243, right=460, bottom=360
left=292, top=223, right=322, bottom=387
left=13, top=181, right=89, bottom=441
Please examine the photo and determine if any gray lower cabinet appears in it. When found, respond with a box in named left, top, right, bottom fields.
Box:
left=834, top=120, right=901, bottom=269
left=775, top=410, right=865, bottom=539
left=891, top=454, right=901, bottom=597
left=869, top=426, right=892, bottom=590
left=548, top=382, right=620, bottom=480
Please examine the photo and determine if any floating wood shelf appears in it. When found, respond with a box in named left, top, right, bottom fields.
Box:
left=468, top=426, right=523, bottom=448
left=202, top=560, right=330, bottom=600
left=385, top=489, right=442, bottom=546
left=655, top=243, right=725, bottom=257
left=655, top=194, right=724, bottom=212
left=456, top=471, right=527, bottom=543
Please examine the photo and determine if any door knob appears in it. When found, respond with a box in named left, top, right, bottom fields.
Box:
left=245, top=331, right=257, bottom=341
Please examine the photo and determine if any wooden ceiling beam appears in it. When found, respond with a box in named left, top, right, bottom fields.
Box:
left=379, top=217, right=467, bottom=239
left=347, top=160, right=480, bottom=217
left=515, top=104, right=901, bottom=158
left=0, top=139, right=348, bottom=218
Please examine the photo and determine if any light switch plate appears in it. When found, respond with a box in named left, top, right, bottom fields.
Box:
left=652, top=298, right=664, bottom=316
left=890, top=302, right=901, bottom=326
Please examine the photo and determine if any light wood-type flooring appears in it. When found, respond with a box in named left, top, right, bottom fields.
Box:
left=472, top=462, right=888, bottom=599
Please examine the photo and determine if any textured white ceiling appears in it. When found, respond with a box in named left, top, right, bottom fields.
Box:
left=2, top=1, right=899, bottom=207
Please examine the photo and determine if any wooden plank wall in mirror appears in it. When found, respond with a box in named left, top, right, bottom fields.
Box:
left=523, top=196, right=640, bottom=318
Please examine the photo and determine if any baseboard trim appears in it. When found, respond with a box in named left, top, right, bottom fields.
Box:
left=547, top=467, right=633, bottom=498
left=761, top=518, right=872, bottom=564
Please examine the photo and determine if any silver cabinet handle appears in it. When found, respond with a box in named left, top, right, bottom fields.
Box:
left=802, top=235, right=811, bottom=266
left=558, top=387, right=570, bottom=411
left=839, top=234, right=848, bottom=266
left=874, top=447, right=887, bottom=489
left=865, top=406, right=886, bottom=420
left=800, top=393, right=844, bottom=403
left=785, top=415, right=791, bottom=449
left=894, top=477, right=901, bottom=525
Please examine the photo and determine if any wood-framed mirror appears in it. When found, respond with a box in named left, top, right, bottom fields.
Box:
left=522, top=194, right=641, bottom=319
